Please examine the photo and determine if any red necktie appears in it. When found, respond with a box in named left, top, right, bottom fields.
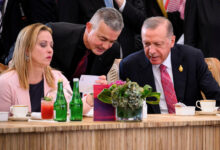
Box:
left=72, top=50, right=90, bottom=78
left=160, top=64, right=178, bottom=113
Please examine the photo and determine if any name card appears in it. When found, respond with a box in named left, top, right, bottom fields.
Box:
left=93, top=85, right=115, bottom=121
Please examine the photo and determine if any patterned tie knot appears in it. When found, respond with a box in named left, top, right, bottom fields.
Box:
left=84, top=49, right=91, bottom=58
left=160, top=64, right=167, bottom=72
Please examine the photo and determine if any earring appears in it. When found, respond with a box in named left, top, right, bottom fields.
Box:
left=25, top=55, right=29, bottom=61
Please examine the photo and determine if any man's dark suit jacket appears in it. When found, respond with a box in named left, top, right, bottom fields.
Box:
left=58, top=0, right=146, bottom=57
left=184, top=0, right=220, bottom=59
left=120, top=44, right=220, bottom=114
left=47, top=22, right=120, bottom=80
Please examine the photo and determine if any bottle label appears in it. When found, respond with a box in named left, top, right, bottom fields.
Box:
left=70, top=104, right=83, bottom=121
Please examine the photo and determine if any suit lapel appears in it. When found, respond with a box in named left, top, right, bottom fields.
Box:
left=136, top=51, right=155, bottom=89
left=137, top=51, right=161, bottom=113
left=171, top=46, right=187, bottom=103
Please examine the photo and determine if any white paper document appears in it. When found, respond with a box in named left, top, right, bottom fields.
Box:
left=79, top=75, right=99, bottom=93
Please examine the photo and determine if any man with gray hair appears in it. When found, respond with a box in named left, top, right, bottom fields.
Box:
left=48, top=7, right=124, bottom=81
left=120, top=16, right=220, bottom=114
left=89, top=7, right=124, bottom=32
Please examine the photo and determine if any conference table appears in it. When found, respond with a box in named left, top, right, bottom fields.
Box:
left=0, top=114, right=220, bottom=150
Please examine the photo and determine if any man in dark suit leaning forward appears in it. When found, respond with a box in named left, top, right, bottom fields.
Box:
left=120, top=16, right=220, bottom=114
left=47, top=8, right=124, bottom=83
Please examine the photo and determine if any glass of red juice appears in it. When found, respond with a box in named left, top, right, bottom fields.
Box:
left=41, top=98, right=54, bottom=119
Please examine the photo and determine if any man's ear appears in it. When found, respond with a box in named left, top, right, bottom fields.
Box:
left=86, top=22, right=93, bottom=33
left=170, top=35, right=176, bottom=47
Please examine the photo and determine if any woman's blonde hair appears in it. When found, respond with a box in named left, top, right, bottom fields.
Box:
left=9, top=23, right=55, bottom=89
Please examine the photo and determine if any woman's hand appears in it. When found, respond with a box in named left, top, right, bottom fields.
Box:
left=86, top=94, right=94, bottom=107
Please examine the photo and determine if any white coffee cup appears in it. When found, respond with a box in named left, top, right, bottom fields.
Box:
left=10, top=105, right=28, bottom=118
left=175, top=106, right=195, bottom=116
left=196, top=100, right=216, bottom=112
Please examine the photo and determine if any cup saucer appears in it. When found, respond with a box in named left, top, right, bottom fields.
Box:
left=9, top=116, right=30, bottom=121
left=196, top=111, right=218, bottom=115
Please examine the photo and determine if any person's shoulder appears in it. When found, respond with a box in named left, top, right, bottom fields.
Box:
left=47, top=22, right=85, bottom=31
left=0, top=70, right=18, bottom=85
left=51, top=69, right=70, bottom=88
left=122, top=50, right=145, bottom=63
left=51, top=69, right=64, bottom=77
left=123, top=49, right=145, bottom=60
left=0, top=70, right=17, bottom=79
left=174, top=44, right=203, bottom=55
left=51, top=69, right=68, bottom=80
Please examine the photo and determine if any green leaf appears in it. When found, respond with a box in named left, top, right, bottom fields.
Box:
left=97, top=89, right=112, bottom=104
left=97, top=79, right=161, bottom=107
left=109, top=84, right=117, bottom=91
left=141, top=85, right=152, bottom=97
left=146, top=92, right=160, bottom=105
left=43, top=96, right=52, bottom=101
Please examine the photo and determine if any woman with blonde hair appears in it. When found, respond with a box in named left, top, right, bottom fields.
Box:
left=0, top=23, right=72, bottom=112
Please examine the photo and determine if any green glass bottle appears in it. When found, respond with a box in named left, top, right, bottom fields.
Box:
left=69, top=78, right=83, bottom=121
left=54, top=80, right=67, bottom=122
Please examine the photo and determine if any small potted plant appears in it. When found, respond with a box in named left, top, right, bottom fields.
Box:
left=98, top=79, right=160, bottom=121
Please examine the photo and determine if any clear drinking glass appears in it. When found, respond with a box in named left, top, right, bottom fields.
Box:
left=41, top=99, right=54, bottom=119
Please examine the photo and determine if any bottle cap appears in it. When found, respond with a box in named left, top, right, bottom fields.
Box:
left=73, top=78, right=79, bottom=82
left=58, top=79, right=63, bottom=82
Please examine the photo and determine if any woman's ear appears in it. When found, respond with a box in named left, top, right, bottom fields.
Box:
left=25, top=50, right=30, bottom=61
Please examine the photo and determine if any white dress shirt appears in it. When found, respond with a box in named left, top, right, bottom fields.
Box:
left=104, top=0, right=126, bottom=12
left=119, top=0, right=126, bottom=12
left=152, top=52, right=174, bottom=114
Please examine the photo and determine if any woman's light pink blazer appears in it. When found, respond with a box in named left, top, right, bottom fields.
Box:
left=0, top=70, right=72, bottom=112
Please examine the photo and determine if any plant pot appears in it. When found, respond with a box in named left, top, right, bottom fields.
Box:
left=116, top=106, right=143, bottom=121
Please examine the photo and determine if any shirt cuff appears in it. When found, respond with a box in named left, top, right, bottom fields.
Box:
left=119, top=0, right=126, bottom=12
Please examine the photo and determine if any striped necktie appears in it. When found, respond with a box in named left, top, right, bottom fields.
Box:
left=165, top=0, right=181, bottom=12
left=160, top=64, right=178, bottom=113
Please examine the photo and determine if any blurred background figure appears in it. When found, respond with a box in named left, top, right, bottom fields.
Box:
left=184, top=0, right=220, bottom=60
left=58, top=0, right=146, bottom=58
left=0, top=23, right=71, bottom=112
left=0, top=0, right=58, bottom=64
left=142, top=0, right=186, bottom=41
